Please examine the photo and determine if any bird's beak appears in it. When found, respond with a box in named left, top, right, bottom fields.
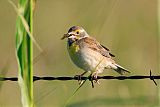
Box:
left=61, top=33, right=69, bottom=40
left=61, top=32, right=76, bottom=40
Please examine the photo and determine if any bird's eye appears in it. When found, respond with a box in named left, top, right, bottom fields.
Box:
left=76, top=31, right=79, bottom=34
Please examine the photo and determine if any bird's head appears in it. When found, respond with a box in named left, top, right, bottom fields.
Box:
left=61, top=26, right=89, bottom=40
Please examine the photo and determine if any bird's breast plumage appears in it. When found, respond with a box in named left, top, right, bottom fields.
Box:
left=67, top=38, right=109, bottom=73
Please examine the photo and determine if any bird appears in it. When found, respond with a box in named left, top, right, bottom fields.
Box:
left=61, top=26, right=130, bottom=85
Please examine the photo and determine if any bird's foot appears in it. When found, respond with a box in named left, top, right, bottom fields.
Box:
left=74, top=72, right=88, bottom=85
left=89, top=73, right=100, bottom=88
left=74, top=75, right=84, bottom=85
left=92, top=74, right=100, bottom=84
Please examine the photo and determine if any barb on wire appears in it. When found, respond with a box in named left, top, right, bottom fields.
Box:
left=0, top=70, right=159, bottom=86
left=149, top=70, right=157, bottom=86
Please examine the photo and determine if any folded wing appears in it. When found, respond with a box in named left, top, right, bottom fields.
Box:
left=78, top=37, right=115, bottom=58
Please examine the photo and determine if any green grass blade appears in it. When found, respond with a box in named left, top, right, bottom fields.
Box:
left=9, top=0, right=42, bottom=52
left=63, top=78, right=88, bottom=107
left=10, top=0, right=35, bottom=106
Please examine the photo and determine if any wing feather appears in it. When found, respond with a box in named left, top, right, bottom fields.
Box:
left=78, top=37, right=115, bottom=58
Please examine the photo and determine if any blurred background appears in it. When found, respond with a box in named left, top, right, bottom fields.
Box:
left=0, top=0, right=159, bottom=107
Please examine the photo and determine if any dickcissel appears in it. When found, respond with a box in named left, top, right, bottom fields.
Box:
left=61, top=26, right=129, bottom=84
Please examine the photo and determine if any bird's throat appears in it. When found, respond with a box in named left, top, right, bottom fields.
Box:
left=68, top=38, right=78, bottom=47
left=68, top=39, right=80, bottom=53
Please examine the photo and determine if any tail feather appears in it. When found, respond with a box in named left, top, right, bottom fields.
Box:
left=112, top=63, right=130, bottom=75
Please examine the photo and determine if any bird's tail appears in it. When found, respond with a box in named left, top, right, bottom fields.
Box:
left=111, top=63, right=130, bottom=75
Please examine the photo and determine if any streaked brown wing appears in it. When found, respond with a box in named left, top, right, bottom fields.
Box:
left=79, top=37, right=115, bottom=58
left=101, top=45, right=115, bottom=57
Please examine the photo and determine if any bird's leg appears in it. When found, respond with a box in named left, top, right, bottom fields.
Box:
left=74, top=71, right=87, bottom=85
left=88, top=74, right=94, bottom=88
left=88, top=72, right=100, bottom=88
left=91, top=72, right=100, bottom=84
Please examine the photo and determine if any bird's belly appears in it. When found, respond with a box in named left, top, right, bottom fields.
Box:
left=68, top=46, right=107, bottom=73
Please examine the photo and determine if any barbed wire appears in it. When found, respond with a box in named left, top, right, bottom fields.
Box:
left=0, top=70, right=158, bottom=86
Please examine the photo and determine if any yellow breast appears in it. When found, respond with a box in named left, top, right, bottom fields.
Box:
left=68, top=42, right=80, bottom=54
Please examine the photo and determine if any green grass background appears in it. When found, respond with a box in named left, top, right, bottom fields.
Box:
left=0, top=0, right=159, bottom=107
